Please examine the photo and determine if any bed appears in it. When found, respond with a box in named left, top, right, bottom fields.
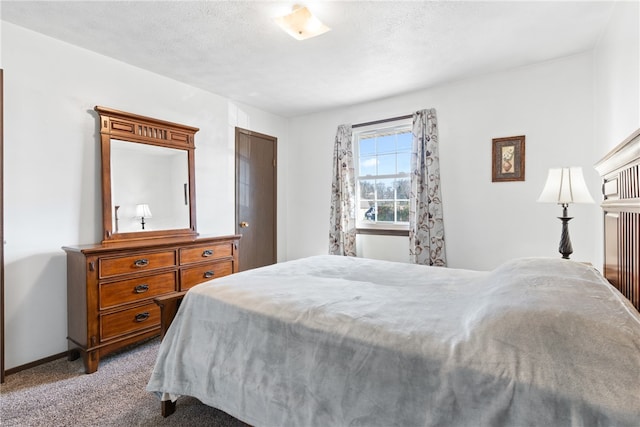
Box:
left=147, top=130, right=640, bottom=426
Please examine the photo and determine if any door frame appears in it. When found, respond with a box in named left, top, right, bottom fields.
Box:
left=1, top=69, right=5, bottom=383
left=234, top=127, right=278, bottom=268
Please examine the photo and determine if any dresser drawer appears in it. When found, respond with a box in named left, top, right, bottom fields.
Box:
left=100, top=302, right=160, bottom=341
left=180, top=260, right=233, bottom=291
left=99, top=271, right=177, bottom=309
left=179, top=243, right=233, bottom=265
left=99, top=250, right=176, bottom=278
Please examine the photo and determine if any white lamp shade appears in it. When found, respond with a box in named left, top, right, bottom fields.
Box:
left=537, top=167, right=594, bottom=204
left=135, top=204, right=152, bottom=218
left=274, top=5, right=331, bottom=40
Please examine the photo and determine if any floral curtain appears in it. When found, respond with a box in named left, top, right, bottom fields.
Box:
left=409, top=109, right=446, bottom=266
left=329, top=124, right=357, bottom=256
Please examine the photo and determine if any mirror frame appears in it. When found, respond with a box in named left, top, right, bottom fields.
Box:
left=95, top=106, right=199, bottom=243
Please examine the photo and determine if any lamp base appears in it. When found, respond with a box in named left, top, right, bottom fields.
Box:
left=557, top=204, right=573, bottom=259
left=558, top=216, right=573, bottom=259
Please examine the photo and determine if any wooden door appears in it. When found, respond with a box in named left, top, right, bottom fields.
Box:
left=235, top=128, right=277, bottom=272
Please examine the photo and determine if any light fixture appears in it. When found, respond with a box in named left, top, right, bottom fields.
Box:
left=537, top=167, right=594, bottom=259
left=135, top=204, right=152, bottom=230
left=274, top=5, right=331, bottom=40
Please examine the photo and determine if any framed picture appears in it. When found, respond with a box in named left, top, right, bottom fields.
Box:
left=492, top=135, right=525, bottom=182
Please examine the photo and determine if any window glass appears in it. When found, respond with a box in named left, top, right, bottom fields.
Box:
left=395, top=179, right=410, bottom=199
left=359, top=179, right=375, bottom=200
left=377, top=135, right=396, bottom=154
left=397, top=153, right=411, bottom=175
left=354, top=122, right=412, bottom=227
left=377, top=154, right=396, bottom=175
left=360, top=138, right=376, bottom=156
left=397, top=132, right=412, bottom=151
left=377, top=178, right=395, bottom=199
left=376, top=201, right=394, bottom=222
left=359, top=155, right=377, bottom=176
left=397, top=201, right=410, bottom=222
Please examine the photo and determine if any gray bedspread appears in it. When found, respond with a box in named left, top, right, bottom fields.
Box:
left=147, top=256, right=640, bottom=426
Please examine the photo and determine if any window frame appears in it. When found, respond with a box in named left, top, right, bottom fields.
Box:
left=353, top=119, right=412, bottom=235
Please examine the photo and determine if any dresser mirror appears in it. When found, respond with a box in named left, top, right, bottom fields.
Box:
left=95, top=106, right=199, bottom=243
left=110, top=140, right=190, bottom=234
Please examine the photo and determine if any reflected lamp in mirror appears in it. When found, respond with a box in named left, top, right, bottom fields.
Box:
left=537, top=167, right=594, bottom=259
left=135, top=204, right=153, bottom=230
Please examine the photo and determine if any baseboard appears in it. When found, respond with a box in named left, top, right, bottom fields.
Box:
left=4, top=351, right=68, bottom=376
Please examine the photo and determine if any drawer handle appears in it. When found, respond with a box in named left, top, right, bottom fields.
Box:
left=204, top=271, right=215, bottom=279
left=202, top=249, right=214, bottom=257
left=134, top=259, right=149, bottom=267
left=135, top=312, right=150, bottom=322
left=134, top=284, right=149, bottom=294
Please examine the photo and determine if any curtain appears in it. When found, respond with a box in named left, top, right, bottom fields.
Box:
left=329, top=124, right=357, bottom=256
left=409, top=109, right=446, bottom=266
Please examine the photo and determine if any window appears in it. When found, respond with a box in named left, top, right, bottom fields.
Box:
left=354, top=121, right=412, bottom=230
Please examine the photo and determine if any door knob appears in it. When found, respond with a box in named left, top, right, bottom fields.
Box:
left=239, top=221, right=250, bottom=228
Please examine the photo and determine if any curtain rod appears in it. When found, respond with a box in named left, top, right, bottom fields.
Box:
left=352, top=114, right=413, bottom=129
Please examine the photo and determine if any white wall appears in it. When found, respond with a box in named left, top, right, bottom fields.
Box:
left=594, top=0, right=639, bottom=154
left=287, top=0, right=639, bottom=270
left=356, top=235, right=408, bottom=263
left=592, top=1, right=640, bottom=270
left=288, top=53, right=600, bottom=270
left=1, top=22, right=288, bottom=369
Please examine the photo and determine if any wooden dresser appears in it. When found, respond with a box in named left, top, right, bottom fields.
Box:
left=63, top=234, right=240, bottom=373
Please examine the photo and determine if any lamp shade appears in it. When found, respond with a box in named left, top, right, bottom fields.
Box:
left=274, top=5, right=331, bottom=40
left=537, top=167, right=594, bottom=204
left=135, top=203, right=152, bottom=218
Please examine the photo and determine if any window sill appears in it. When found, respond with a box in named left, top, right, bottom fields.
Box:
left=356, top=227, right=409, bottom=237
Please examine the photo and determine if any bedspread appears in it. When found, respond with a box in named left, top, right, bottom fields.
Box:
left=147, top=256, right=640, bottom=426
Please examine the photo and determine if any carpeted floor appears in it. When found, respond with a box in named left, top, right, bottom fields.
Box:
left=0, top=338, right=249, bottom=426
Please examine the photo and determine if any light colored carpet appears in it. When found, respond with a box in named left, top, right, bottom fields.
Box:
left=0, top=338, right=249, bottom=426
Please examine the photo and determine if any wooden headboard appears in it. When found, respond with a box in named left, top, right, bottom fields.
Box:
left=594, top=128, right=640, bottom=311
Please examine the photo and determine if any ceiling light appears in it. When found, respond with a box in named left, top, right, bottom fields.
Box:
left=274, top=5, right=331, bottom=41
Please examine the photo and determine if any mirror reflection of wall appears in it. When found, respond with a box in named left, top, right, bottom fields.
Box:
left=110, top=139, right=190, bottom=233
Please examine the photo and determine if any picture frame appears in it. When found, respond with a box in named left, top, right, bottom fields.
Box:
left=492, top=135, right=525, bottom=182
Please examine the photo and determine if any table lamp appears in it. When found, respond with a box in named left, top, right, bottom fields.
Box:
left=537, top=167, right=594, bottom=259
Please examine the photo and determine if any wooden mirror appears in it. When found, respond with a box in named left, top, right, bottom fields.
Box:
left=95, top=106, right=198, bottom=242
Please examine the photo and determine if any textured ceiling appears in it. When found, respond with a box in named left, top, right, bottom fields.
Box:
left=1, top=1, right=615, bottom=117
